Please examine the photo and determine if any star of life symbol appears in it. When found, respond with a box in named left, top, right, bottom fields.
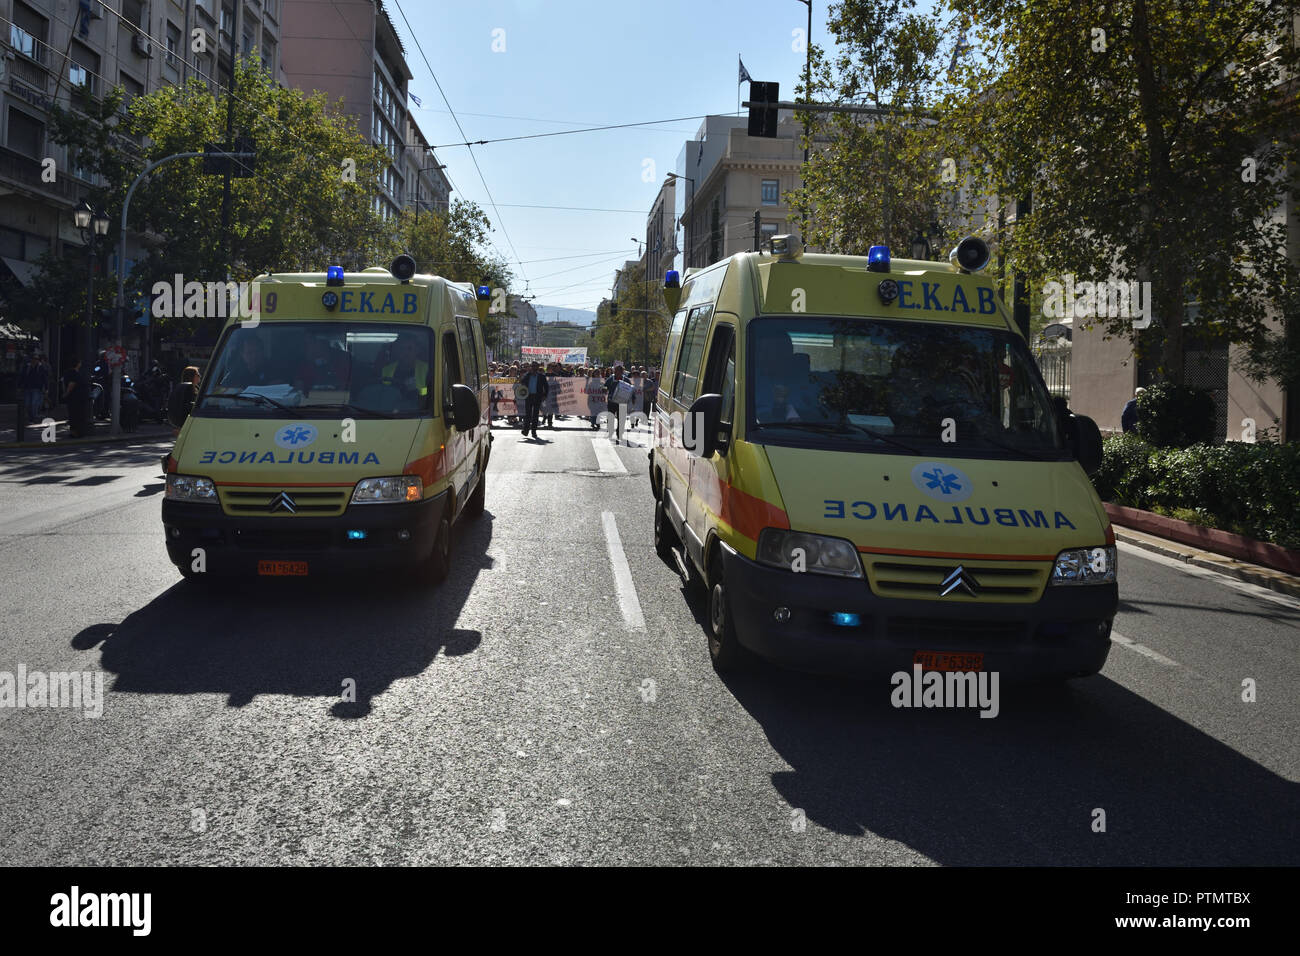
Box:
left=923, top=466, right=963, bottom=495
left=282, top=426, right=312, bottom=445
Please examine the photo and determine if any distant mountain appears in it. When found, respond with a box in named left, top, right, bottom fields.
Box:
left=534, top=305, right=596, bottom=328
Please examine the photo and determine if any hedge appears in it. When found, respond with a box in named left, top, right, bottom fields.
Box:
left=1093, top=434, right=1300, bottom=550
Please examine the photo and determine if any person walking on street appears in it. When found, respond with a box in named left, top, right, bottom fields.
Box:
left=61, top=358, right=92, bottom=438
left=518, top=361, right=549, bottom=438
left=605, top=363, right=630, bottom=443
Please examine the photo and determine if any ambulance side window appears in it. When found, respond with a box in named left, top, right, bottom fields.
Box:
left=701, top=324, right=736, bottom=425
left=442, top=331, right=463, bottom=411
left=672, top=304, right=713, bottom=403
left=456, top=317, right=478, bottom=390
left=661, top=308, right=687, bottom=397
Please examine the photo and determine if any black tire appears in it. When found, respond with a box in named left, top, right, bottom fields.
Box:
left=464, top=468, right=485, bottom=518
left=654, top=494, right=678, bottom=560
left=425, top=513, right=452, bottom=584
left=707, top=553, right=750, bottom=671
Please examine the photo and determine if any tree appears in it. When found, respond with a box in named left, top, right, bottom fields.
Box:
left=943, top=0, right=1300, bottom=387
left=595, top=262, right=668, bottom=366
left=786, top=0, right=950, bottom=256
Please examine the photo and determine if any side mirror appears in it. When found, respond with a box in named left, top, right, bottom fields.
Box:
left=686, top=393, right=725, bottom=458
left=450, top=383, right=479, bottom=431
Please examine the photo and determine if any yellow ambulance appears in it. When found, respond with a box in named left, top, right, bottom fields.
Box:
left=162, top=256, right=491, bottom=584
left=649, top=237, right=1117, bottom=679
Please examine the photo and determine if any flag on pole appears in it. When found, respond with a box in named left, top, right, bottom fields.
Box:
left=739, top=57, right=752, bottom=85
left=409, top=92, right=423, bottom=107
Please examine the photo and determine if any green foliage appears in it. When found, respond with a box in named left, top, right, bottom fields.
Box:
left=942, top=0, right=1300, bottom=384
left=596, top=262, right=668, bottom=367
left=1093, top=434, right=1300, bottom=549
left=1132, top=381, right=1215, bottom=448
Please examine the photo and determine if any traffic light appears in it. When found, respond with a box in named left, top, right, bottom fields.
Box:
left=748, top=81, right=779, bottom=138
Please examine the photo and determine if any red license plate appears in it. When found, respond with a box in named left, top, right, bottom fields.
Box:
left=258, top=560, right=308, bottom=576
left=914, top=651, right=983, bottom=672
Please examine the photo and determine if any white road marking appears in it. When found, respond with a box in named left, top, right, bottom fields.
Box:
left=602, top=511, right=645, bottom=631
left=1110, top=630, right=1179, bottom=667
left=592, top=438, right=627, bottom=474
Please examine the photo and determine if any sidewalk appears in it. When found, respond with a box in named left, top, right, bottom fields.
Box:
left=0, top=403, right=174, bottom=449
left=1115, top=526, right=1300, bottom=600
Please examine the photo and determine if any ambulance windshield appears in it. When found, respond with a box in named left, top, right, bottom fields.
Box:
left=195, top=322, right=437, bottom=418
left=747, top=317, right=1064, bottom=457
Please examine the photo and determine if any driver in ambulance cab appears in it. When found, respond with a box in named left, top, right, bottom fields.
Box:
left=380, top=334, right=429, bottom=400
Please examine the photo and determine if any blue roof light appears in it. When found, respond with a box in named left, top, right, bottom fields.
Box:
left=326, top=265, right=345, bottom=286
left=477, top=285, right=491, bottom=300
left=867, top=246, right=890, bottom=273
left=664, top=270, right=680, bottom=288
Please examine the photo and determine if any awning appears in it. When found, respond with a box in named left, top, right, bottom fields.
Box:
left=1, top=257, right=39, bottom=286
left=0, top=321, right=39, bottom=342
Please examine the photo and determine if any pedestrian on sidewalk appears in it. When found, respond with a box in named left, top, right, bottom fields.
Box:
left=1121, top=386, right=1145, bottom=434
left=167, top=366, right=200, bottom=428
left=61, top=358, right=92, bottom=438
left=20, top=351, right=49, bottom=422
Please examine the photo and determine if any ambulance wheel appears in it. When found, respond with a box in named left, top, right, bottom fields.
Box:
left=707, top=554, right=750, bottom=671
left=465, top=470, right=485, bottom=518
left=654, top=495, right=678, bottom=560
left=426, top=514, right=452, bottom=584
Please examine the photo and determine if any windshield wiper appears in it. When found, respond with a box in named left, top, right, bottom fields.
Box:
left=202, top=392, right=293, bottom=411
left=297, top=402, right=398, bottom=420
left=755, top=420, right=922, bottom=454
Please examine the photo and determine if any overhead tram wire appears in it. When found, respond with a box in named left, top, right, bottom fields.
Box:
left=393, top=0, right=530, bottom=295
left=430, top=113, right=733, bottom=149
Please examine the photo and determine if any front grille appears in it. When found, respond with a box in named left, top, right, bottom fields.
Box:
left=867, top=557, right=1048, bottom=603
left=219, top=487, right=350, bottom=517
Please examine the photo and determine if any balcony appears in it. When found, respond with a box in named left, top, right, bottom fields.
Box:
left=0, top=147, right=75, bottom=200
left=9, top=55, right=49, bottom=92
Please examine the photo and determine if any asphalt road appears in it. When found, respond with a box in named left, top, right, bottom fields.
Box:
left=0, top=423, right=1296, bottom=865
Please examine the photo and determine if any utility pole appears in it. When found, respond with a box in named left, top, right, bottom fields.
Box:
left=219, top=1, right=240, bottom=281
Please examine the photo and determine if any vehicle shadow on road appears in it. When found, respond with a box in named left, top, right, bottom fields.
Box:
left=71, top=511, right=496, bottom=719
left=715, top=660, right=1299, bottom=865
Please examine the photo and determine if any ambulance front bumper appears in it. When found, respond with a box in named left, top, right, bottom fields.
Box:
left=162, top=491, right=447, bottom=576
left=722, top=548, right=1116, bottom=680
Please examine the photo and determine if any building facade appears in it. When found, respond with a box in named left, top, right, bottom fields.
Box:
left=280, top=0, right=448, bottom=222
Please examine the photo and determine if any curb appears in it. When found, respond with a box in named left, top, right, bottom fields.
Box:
left=0, top=430, right=174, bottom=450
left=1115, top=527, right=1300, bottom=599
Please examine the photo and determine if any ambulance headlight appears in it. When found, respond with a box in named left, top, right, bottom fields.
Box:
left=165, top=474, right=217, bottom=501
left=757, top=529, right=863, bottom=578
left=1050, top=546, right=1117, bottom=585
left=351, top=476, right=423, bottom=504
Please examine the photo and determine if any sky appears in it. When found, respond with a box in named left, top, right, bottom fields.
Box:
left=390, top=0, right=828, bottom=314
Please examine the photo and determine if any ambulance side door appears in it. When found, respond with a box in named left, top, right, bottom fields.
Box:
left=440, top=327, right=471, bottom=510
left=685, top=319, right=736, bottom=566
left=666, top=302, right=712, bottom=555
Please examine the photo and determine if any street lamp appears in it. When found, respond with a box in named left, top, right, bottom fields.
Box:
left=665, top=173, right=696, bottom=270
left=74, top=199, right=110, bottom=369
left=910, top=222, right=942, bottom=260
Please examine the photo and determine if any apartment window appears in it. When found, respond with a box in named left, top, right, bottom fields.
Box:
left=760, top=222, right=779, bottom=242
left=242, top=28, right=254, bottom=56
left=6, top=107, right=44, bottom=158
left=261, top=34, right=275, bottom=72
left=166, top=23, right=181, bottom=65
left=123, top=0, right=145, bottom=28
left=10, top=2, right=47, bottom=64
left=220, top=5, right=233, bottom=35
left=70, top=43, right=99, bottom=95
left=761, top=179, right=780, bottom=205
left=120, top=73, right=145, bottom=102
